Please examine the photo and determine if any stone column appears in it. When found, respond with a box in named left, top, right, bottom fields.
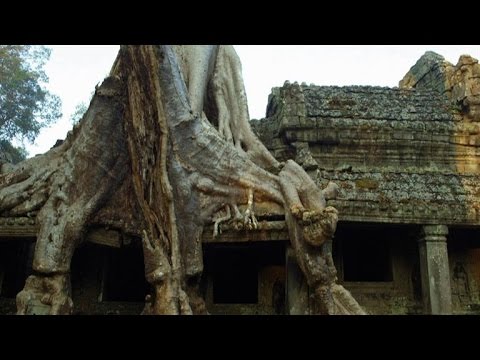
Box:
left=417, top=225, right=452, bottom=314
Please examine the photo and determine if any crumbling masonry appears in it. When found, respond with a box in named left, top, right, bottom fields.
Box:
left=1, top=49, right=480, bottom=315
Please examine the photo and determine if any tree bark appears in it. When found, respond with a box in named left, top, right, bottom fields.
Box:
left=0, top=45, right=364, bottom=315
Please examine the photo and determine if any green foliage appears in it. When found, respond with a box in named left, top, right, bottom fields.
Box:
left=0, top=45, right=62, bottom=144
left=0, top=140, right=27, bottom=164
left=70, top=89, right=95, bottom=125
left=70, top=101, right=88, bottom=125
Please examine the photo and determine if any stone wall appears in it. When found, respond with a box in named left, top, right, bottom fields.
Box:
left=253, top=75, right=480, bottom=226
left=400, top=52, right=480, bottom=122
left=252, top=52, right=480, bottom=314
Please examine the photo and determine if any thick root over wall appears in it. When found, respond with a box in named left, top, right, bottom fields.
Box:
left=0, top=45, right=365, bottom=315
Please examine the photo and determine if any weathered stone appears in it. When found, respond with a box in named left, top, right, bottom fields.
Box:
left=3, top=48, right=480, bottom=316
left=400, top=51, right=480, bottom=122
left=253, top=63, right=480, bottom=226
left=87, top=228, right=122, bottom=248
left=292, top=142, right=318, bottom=170
left=417, top=225, right=452, bottom=314
left=0, top=45, right=367, bottom=316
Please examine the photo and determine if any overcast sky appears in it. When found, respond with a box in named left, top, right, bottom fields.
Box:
left=25, top=45, right=479, bottom=156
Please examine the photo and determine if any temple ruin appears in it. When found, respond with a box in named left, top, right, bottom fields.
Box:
left=1, top=48, right=479, bottom=315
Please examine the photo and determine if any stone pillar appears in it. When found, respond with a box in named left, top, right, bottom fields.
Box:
left=286, top=246, right=310, bottom=315
left=417, top=225, right=452, bottom=314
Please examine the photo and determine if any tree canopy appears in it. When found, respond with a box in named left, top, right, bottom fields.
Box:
left=0, top=45, right=61, bottom=162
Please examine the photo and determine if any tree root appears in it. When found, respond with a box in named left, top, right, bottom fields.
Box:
left=243, top=188, right=258, bottom=230
left=213, top=205, right=231, bottom=237
left=16, top=273, right=73, bottom=315
left=298, top=207, right=339, bottom=247
left=280, top=160, right=365, bottom=314
left=2, top=45, right=365, bottom=316
left=212, top=189, right=259, bottom=237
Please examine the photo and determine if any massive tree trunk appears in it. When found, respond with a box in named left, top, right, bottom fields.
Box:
left=0, top=45, right=364, bottom=315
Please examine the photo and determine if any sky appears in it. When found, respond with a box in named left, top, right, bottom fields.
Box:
left=24, top=45, right=479, bottom=156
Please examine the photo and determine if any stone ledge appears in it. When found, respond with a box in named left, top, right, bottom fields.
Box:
left=0, top=218, right=290, bottom=245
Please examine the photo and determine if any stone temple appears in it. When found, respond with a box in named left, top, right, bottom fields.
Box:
left=1, top=50, right=479, bottom=315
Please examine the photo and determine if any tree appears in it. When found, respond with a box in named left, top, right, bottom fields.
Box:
left=70, top=102, right=88, bottom=125
left=0, top=140, right=28, bottom=164
left=0, top=45, right=61, bottom=161
left=0, top=46, right=364, bottom=315
left=70, top=91, right=94, bottom=125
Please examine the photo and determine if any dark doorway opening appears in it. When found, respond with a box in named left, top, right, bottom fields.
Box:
left=0, top=239, right=34, bottom=298
left=204, top=242, right=285, bottom=306
left=210, top=245, right=259, bottom=304
left=448, top=227, right=480, bottom=250
left=102, top=243, right=148, bottom=302
left=71, top=241, right=148, bottom=304
left=334, top=224, right=393, bottom=282
left=70, top=242, right=106, bottom=303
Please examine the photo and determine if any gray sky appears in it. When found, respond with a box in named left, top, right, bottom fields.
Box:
left=25, top=45, right=479, bottom=156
